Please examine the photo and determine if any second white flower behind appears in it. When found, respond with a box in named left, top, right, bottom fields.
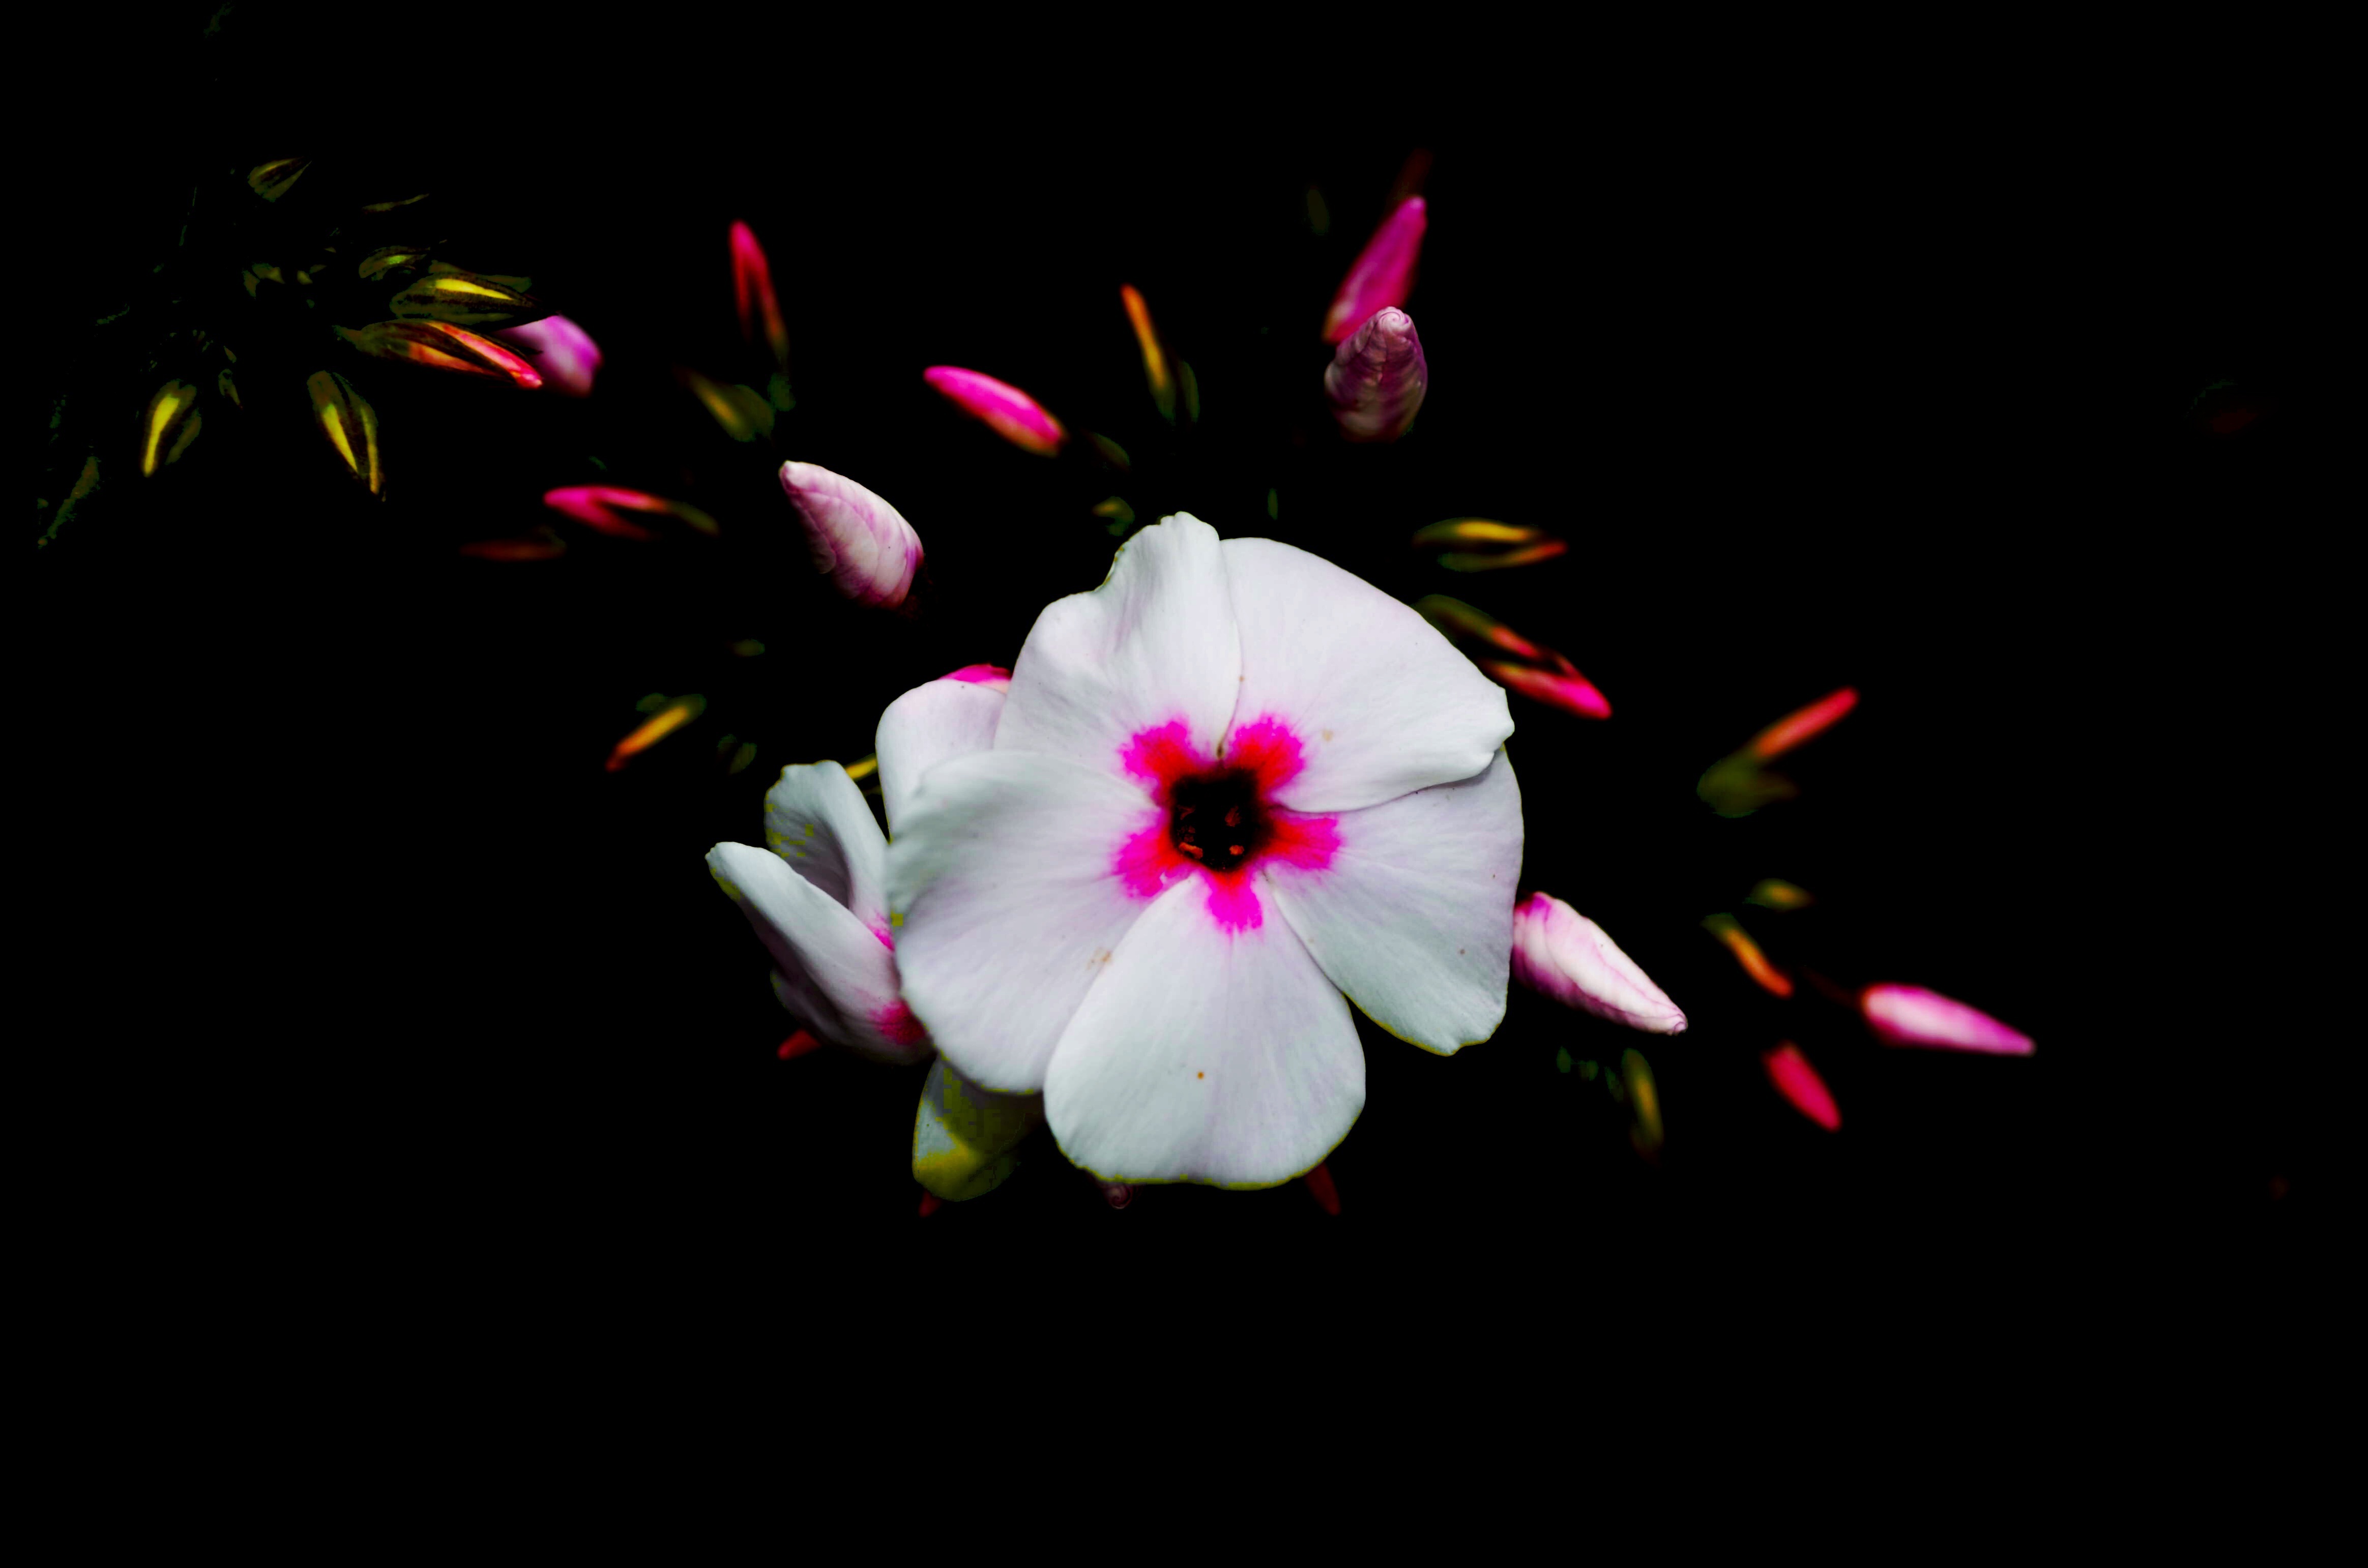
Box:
left=886, top=513, right=1523, bottom=1189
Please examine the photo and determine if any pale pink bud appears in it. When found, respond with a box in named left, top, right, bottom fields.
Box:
left=1325, top=306, right=1428, bottom=442
left=1511, top=893, right=1687, bottom=1034
left=1860, top=984, right=2033, bottom=1056
left=494, top=315, right=603, bottom=397
left=922, top=366, right=1066, bottom=456
left=778, top=461, right=922, bottom=609
left=1322, top=196, right=1426, bottom=342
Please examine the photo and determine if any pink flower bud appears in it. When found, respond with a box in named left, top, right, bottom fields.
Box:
left=1763, top=1043, right=1840, bottom=1130
left=493, top=315, right=602, bottom=397
left=1323, top=197, right=1426, bottom=342
left=1325, top=306, right=1428, bottom=442
left=922, top=366, right=1066, bottom=456
left=1861, top=984, right=2034, bottom=1056
left=779, top=461, right=922, bottom=609
left=1511, top=893, right=1688, bottom=1034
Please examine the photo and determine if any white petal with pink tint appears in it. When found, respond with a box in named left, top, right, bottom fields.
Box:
left=706, top=840, right=926, bottom=1064
left=1265, top=748, right=1522, bottom=1052
left=1510, top=893, right=1688, bottom=1034
left=1044, top=878, right=1363, bottom=1188
left=779, top=461, right=922, bottom=609
left=1221, top=536, right=1511, bottom=812
left=884, top=749, right=1166, bottom=1094
left=875, top=678, right=1006, bottom=840
left=762, top=762, right=889, bottom=934
left=992, top=514, right=1241, bottom=778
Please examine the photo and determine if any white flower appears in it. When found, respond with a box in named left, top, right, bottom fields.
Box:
left=706, top=664, right=1043, bottom=1198
left=885, top=514, right=1523, bottom=1189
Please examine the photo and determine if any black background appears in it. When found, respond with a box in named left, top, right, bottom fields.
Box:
left=31, top=10, right=2341, bottom=1336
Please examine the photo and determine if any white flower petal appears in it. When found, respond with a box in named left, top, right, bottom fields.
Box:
left=1266, top=747, right=1522, bottom=1053
left=885, top=749, right=1165, bottom=1094
left=762, top=761, right=889, bottom=932
left=707, top=840, right=927, bottom=1064
left=1220, top=536, right=1513, bottom=812
left=912, top=1057, right=1046, bottom=1202
left=1044, top=877, right=1364, bottom=1188
left=875, top=678, right=1006, bottom=842
left=992, top=513, right=1242, bottom=778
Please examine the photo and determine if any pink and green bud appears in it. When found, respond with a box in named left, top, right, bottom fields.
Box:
left=332, top=320, right=543, bottom=388
left=1511, top=893, right=1687, bottom=1033
left=779, top=460, right=923, bottom=609
left=493, top=315, right=602, bottom=397
left=387, top=270, right=548, bottom=330
left=1763, top=1043, right=1840, bottom=1130
left=1120, top=284, right=1175, bottom=422
left=1482, top=661, right=1611, bottom=719
left=923, top=366, right=1066, bottom=456
left=1325, top=306, right=1428, bottom=442
left=1411, top=518, right=1567, bottom=571
left=1322, top=196, right=1426, bottom=343
left=542, top=485, right=718, bottom=541
left=729, top=221, right=791, bottom=369
left=1860, top=984, right=2033, bottom=1056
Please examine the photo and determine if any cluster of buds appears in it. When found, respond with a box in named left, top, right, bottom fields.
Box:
left=1416, top=595, right=1611, bottom=719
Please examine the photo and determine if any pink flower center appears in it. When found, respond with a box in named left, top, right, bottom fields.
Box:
left=1113, top=716, right=1339, bottom=932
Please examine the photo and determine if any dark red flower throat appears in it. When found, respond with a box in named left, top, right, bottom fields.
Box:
left=1169, top=770, right=1270, bottom=873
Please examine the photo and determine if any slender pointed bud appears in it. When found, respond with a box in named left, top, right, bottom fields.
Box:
left=1303, top=1162, right=1341, bottom=1216
left=1102, top=1180, right=1133, bottom=1208
left=1861, top=984, right=2033, bottom=1056
left=1763, top=1043, right=1840, bottom=1130
left=387, top=271, right=549, bottom=329
left=305, top=370, right=382, bottom=494
left=1412, top=519, right=1544, bottom=547
left=1092, top=496, right=1135, bottom=530
left=543, top=485, right=717, bottom=541
left=779, top=461, right=922, bottom=609
left=1622, top=1049, right=1664, bottom=1157
left=458, top=525, right=566, bottom=561
left=1439, top=542, right=1569, bottom=572
left=1323, top=196, right=1426, bottom=342
left=138, top=380, right=202, bottom=476
left=1325, top=306, right=1428, bottom=441
left=247, top=157, right=311, bottom=201
left=1744, top=878, right=1815, bottom=911
left=678, top=366, right=772, bottom=441
left=427, top=260, right=528, bottom=289
left=1085, top=431, right=1131, bottom=471
left=777, top=1030, right=823, bottom=1060
left=1512, top=893, right=1688, bottom=1033
left=1412, top=595, right=1558, bottom=666
left=922, top=366, right=1066, bottom=456
left=605, top=694, right=705, bottom=771
left=360, top=193, right=430, bottom=214
left=1178, top=360, right=1200, bottom=423
left=492, top=315, right=602, bottom=397
left=357, top=245, right=430, bottom=282
left=729, top=221, right=790, bottom=368
left=1119, top=284, right=1175, bottom=422
left=942, top=663, right=1012, bottom=692
left=216, top=368, right=240, bottom=408
left=913, top=1057, right=1045, bottom=1203
left=1482, top=662, right=1612, bottom=719
left=1701, top=912, right=1793, bottom=998
left=332, top=321, right=542, bottom=388
left=1749, top=687, right=1859, bottom=761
